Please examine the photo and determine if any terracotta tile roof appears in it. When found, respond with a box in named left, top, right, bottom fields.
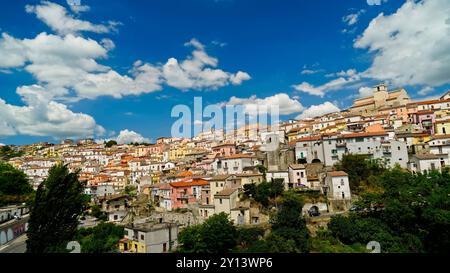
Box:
left=221, top=154, right=255, bottom=159
left=296, top=136, right=322, bottom=142
left=416, top=99, right=450, bottom=105
left=170, top=178, right=209, bottom=187
left=209, top=174, right=233, bottom=181
left=416, top=110, right=435, bottom=115
left=214, top=188, right=238, bottom=197
left=431, top=134, right=450, bottom=140
left=289, top=164, right=306, bottom=170
left=176, top=171, right=193, bottom=177
left=328, top=171, right=348, bottom=177
left=340, top=131, right=387, bottom=139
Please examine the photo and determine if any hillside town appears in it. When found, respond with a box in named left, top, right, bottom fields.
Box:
left=2, top=83, right=450, bottom=253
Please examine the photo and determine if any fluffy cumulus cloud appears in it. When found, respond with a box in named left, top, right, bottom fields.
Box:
left=114, top=130, right=150, bottom=144
left=0, top=85, right=105, bottom=139
left=162, top=39, right=250, bottom=90
left=296, top=102, right=340, bottom=119
left=224, top=93, right=304, bottom=116
left=293, top=69, right=361, bottom=97
left=0, top=1, right=251, bottom=139
left=355, top=0, right=450, bottom=87
left=358, top=86, right=374, bottom=98
left=25, top=1, right=118, bottom=35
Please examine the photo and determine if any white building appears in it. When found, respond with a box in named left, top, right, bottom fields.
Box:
left=408, top=154, right=442, bottom=174
left=288, top=164, right=309, bottom=188
left=213, top=154, right=258, bottom=175
left=325, top=171, right=352, bottom=201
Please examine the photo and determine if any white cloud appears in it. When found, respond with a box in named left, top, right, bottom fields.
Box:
left=115, top=130, right=150, bottom=144
left=293, top=70, right=361, bottom=97
left=26, top=1, right=118, bottom=35
left=343, top=10, right=366, bottom=26
left=367, top=0, right=388, bottom=6
left=0, top=85, right=105, bottom=139
left=230, top=71, right=251, bottom=85
left=0, top=34, right=248, bottom=101
left=355, top=0, right=450, bottom=87
left=224, top=93, right=304, bottom=116
left=418, top=86, right=434, bottom=96
left=296, top=102, right=340, bottom=119
left=301, top=69, right=322, bottom=75
left=162, top=38, right=250, bottom=90
left=358, top=86, right=374, bottom=98
left=66, top=0, right=90, bottom=13
left=0, top=1, right=251, bottom=139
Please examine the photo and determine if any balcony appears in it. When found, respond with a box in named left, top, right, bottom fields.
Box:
left=336, top=142, right=346, bottom=148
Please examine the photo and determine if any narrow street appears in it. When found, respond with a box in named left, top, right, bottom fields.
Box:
left=0, top=234, right=27, bottom=253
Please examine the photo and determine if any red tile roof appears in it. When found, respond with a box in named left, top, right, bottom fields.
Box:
left=170, top=179, right=209, bottom=188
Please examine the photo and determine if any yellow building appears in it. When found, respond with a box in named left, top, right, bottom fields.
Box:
left=435, top=119, right=450, bottom=135
left=350, top=84, right=411, bottom=116
left=119, top=222, right=179, bottom=253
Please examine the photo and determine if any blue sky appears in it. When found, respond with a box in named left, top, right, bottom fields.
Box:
left=1, top=0, right=450, bottom=145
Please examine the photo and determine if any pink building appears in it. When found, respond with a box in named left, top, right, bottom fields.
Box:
left=413, top=110, right=436, bottom=135
left=212, top=143, right=236, bottom=157
left=169, top=178, right=209, bottom=209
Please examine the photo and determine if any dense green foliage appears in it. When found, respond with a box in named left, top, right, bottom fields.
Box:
left=334, top=154, right=386, bottom=193
left=242, top=179, right=284, bottom=207
left=74, top=223, right=124, bottom=253
left=0, top=163, right=33, bottom=206
left=309, top=228, right=368, bottom=253
left=0, top=145, right=24, bottom=161
left=178, top=213, right=238, bottom=253
left=91, top=204, right=108, bottom=221
left=104, top=140, right=118, bottom=148
left=245, top=191, right=309, bottom=253
left=328, top=167, right=450, bottom=253
left=26, top=164, right=87, bottom=253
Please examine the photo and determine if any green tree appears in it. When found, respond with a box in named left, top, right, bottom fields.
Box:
left=0, top=163, right=33, bottom=206
left=236, top=226, right=265, bottom=249
left=91, top=204, right=107, bottom=221
left=335, top=154, right=385, bottom=193
left=327, top=167, right=450, bottom=253
left=256, top=164, right=267, bottom=180
left=74, top=223, right=124, bottom=253
left=270, top=191, right=309, bottom=252
left=105, top=140, right=117, bottom=148
left=0, top=146, right=24, bottom=161
left=26, top=164, right=86, bottom=253
left=177, top=213, right=238, bottom=253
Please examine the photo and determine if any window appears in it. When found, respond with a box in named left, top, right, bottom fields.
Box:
left=341, top=179, right=345, bottom=186
left=398, top=146, right=401, bottom=151
left=219, top=199, right=223, bottom=204
left=301, top=172, right=304, bottom=178
left=141, top=234, right=144, bottom=240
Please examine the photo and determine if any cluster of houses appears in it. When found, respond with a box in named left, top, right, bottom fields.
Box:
left=5, top=83, right=450, bottom=253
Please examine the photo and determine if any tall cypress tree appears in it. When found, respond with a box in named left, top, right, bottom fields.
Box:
left=26, top=164, right=86, bottom=253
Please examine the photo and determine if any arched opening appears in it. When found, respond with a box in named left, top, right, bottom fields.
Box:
left=297, top=158, right=307, bottom=164
left=312, top=158, right=322, bottom=164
